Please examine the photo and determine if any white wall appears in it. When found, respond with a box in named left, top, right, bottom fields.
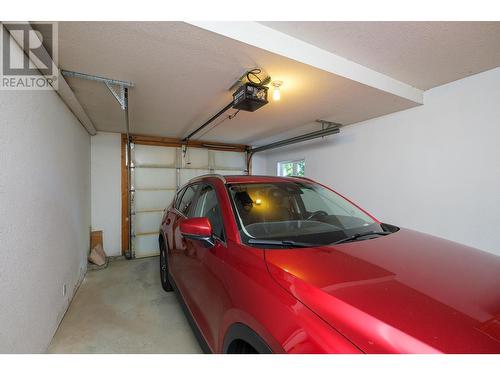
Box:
left=0, top=41, right=91, bottom=353
left=91, top=132, right=122, bottom=256
left=254, top=68, right=500, bottom=256
left=251, top=153, right=267, bottom=175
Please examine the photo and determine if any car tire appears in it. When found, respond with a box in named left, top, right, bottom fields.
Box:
left=228, top=340, right=258, bottom=354
left=159, top=238, right=174, bottom=292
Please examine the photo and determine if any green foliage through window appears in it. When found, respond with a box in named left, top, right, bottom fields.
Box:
left=278, top=159, right=305, bottom=177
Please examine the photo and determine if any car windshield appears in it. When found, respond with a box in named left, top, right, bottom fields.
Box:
left=228, top=181, right=388, bottom=247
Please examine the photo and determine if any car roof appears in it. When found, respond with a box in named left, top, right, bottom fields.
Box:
left=226, top=175, right=312, bottom=183
left=191, top=174, right=314, bottom=184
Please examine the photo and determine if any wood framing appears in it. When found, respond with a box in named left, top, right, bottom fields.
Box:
left=121, top=133, right=250, bottom=255
left=130, top=133, right=248, bottom=152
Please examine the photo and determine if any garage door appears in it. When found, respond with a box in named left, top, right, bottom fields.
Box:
left=130, top=143, right=247, bottom=258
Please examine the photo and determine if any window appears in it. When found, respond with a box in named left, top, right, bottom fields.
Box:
left=178, top=184, right=199, bottom=216
left=300, top=185, right=370, bottom=222
left=192, top=184, right=224, bottom=240
left=174, top=187, right=186, bottom=209
left=228, top=181, right=385, bottom=247
left=277, top=159, right=305, bottom=177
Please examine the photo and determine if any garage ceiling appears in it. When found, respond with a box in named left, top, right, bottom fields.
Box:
left=57, top=21, right=500, bottom=145
left=259, top=21, right=500, bottom=90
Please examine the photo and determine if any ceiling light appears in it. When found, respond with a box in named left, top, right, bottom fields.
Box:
left=272, top=81, right=283, bottom=101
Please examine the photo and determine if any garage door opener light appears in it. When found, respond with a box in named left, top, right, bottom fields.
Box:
left=272, top=81, right=283, bottom=101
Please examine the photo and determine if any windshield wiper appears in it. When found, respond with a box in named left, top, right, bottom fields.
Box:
left=331, top=231, right=392, bottom=245
left=247, top=239, right=315, bottom=248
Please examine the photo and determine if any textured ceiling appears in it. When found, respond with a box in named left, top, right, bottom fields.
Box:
left=58, top=21, right=500, bottom=145
left=58, top=22, right=418, bottom=145
left=260, top=21, right=500, bottom=90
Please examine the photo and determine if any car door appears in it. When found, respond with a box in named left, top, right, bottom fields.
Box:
left=181, top=183, right=229, bottom=350
left=161, top=186, right=185, bottom=262
left=169, top=183, right=200, bottom=293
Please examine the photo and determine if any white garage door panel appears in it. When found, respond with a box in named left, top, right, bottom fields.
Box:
left=132, top=144, right=178, bottom=258
left=135, top=211, right=163, bottom=234
left=134, top=145, right=177, bottom=167
left=133, top=234, right=159, bottom=258
left=135, top=190, right=175, bottom=211
left=179, top=168, right=210, bottom=186
left=182, top=148, right=209, bottom=169
left=130, top=143, right=247, bottom=258
left=213, top=151, right=246, bottom=170
left=214, top=169, right=245, bottom=175
left=134, top=168, right=177, bottom=190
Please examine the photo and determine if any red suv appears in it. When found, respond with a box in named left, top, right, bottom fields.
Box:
left=159, top=174, right=500, bottom=353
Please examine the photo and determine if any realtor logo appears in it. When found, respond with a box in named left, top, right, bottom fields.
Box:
left=1, top=22, right=58, bottom=90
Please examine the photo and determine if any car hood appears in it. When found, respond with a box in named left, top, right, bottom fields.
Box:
left=264, top=228, right=500, bottom=353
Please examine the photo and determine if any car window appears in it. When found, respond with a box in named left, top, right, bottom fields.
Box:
left=229, top=181, right=382, bottom=246
left=301, top=186, right=363, bottom=219
left=178, top=184, right=199, bottom=216
left=192, top=184, right=225, bottom=240
left=174, top=187, right=186, bottom=209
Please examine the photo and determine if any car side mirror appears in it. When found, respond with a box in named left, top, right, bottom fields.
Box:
left=180, top=217, right=215, bottom=248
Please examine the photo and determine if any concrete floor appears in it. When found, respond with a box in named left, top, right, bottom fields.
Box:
left=48, top=257, right=202, bottom=353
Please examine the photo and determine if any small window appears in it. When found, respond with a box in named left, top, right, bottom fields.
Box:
left=178, top=184, right=199, bottom=216
left=277, top=159, right=305, bottom=177
left=174, top=187, right=186, bottom=209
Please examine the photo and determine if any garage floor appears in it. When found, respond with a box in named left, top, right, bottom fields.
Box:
left=48, top=257, right=202, bottom=353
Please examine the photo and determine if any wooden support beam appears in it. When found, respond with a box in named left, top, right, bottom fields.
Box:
left=129, top=133, right=248, bottom=152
